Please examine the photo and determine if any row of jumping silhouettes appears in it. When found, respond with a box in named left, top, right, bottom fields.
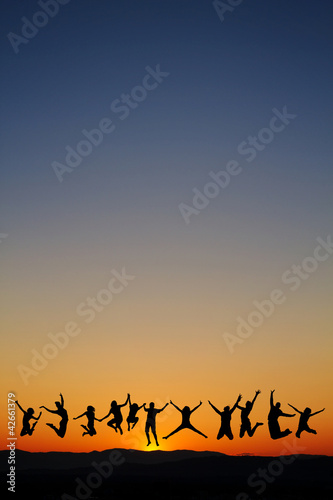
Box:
left=15, top=390, right=325, bottom=446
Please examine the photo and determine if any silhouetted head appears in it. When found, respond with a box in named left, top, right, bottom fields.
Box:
left=149, top=402, right=155, bottom=409
left=246, top=401, right=252, bottom=409
left=55, top=401, right=61, bottom=409
left=276, top=402, right=281, bottom=409
left=131, top=403, right=138, bottom=411
left=27, top=408, right=34, bottom=415
left=111, top=400, right=117, bottom=408
left=304, top=407, right=311, bottom=415
left=183, top=406, right=190, bottom=416
left=87, top=406, right=95, bottom=412
left=224, top=406, right=230, bottom=412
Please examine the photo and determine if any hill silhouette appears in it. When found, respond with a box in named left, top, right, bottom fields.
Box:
left=1, top=449, right=332, bottom=499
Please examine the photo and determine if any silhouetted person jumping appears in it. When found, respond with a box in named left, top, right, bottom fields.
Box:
left=268, top=390, right=295, bottom=440
left=97, top=394, right=129, bottom=435
left=236, top=390, right=263, bottom=438
left=288, top=403, right=325, bottom=438
left=144, top=401, right=168, bottom=446
left=40, top=393, right=68, bottom=438
left=74, top=405, right=97, bottom=437
left=126, top=394, right=145, bottom=431
left=15, top=400, right=41, bottom=436
left=209, top=394, right=241, bottom=440
left=163, top=400, right=207, bottom=440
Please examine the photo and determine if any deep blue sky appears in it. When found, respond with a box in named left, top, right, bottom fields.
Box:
left=2, top=0, right=332, bottom=296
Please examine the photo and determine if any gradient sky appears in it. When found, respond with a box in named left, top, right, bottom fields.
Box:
left=1, top=0, right=332, bottom=456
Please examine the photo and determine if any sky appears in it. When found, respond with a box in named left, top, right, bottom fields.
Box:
left=1, top=0, right=332, bottom=456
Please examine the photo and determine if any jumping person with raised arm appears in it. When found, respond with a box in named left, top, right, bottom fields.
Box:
left=40, top=393, right=68, bottom=438
left=288, top=403, right=325, bottom=438
left=163, top=400, right=207, bottom=440
left=126, top=394, right=145, bottom=431
left=209, top=394, right=242, bottom=440
left=268, top=390, right=295, bottom=439
left=97, top=393, right=129, bottom=435
left=73, top=405, right=97, bottom=437
left=237, top=390, right=263, bottom=438
left=15, top=400, right=41, bottom=436
left=144, top=401, right=169, bottom=446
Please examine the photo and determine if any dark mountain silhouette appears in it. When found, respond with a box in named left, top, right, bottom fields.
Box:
left=1, top=449, right=332, bottom=499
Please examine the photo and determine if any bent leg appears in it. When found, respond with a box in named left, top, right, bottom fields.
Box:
left=46, top=423, right=57, bottom=434
left=278, top=428, right=292, bottom=439
left=132, top=416, right=139, bottom=429
left=305, top=424, right=317, bottom=435
left=248, top=422, right=263, bottom=437
left=107, top=419, right=117, bottom=432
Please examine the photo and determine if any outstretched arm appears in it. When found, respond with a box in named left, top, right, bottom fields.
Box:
left=138, top=403, right=145, bottom=410
left=39, top=406, right=57, bottom=414
left=190, top=401, right=202, bottom=413
left=128, top=394, right=132, bottom=407
left=231, top=394, right=242, bottom=414
left=208, top=401, right=221, bottom=415
left=170, top=400, right=181, bottom=412
left=60, top=393, right=64, bottom=407
left=120, top=394, right=130, bottom=407
left=158, top=403, right=169, bottom=412
left=252, top=390, right=261, bottom=405
left=270, top=390, right=275, bottom=408
left=96, top=408, right=112, bottom=421
left=143, top=404, right=148, bottom=412
left=73, top=412, right=86, bottom=420
left=288, top=404, right=301, bottom=414
left=15, top=401, right=25, bottom=414
left=32, top=412, right=42, bottom=421
left=281, top=412, right=295, bottom=417
left=310, top=408, right=325, bottom=417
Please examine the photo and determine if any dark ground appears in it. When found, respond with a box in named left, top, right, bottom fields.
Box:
left=1, top=449, right=332, bottom=499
